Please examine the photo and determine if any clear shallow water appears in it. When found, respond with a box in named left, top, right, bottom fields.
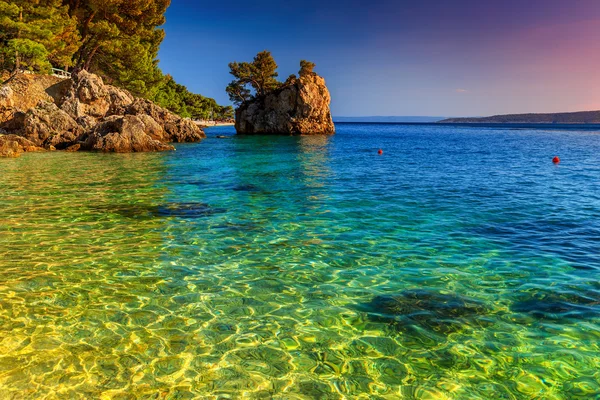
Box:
left=0, top=123, right=599, bottom=399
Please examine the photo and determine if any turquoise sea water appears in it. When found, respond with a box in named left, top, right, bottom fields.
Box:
left=0, top=123, right=599, bottom=399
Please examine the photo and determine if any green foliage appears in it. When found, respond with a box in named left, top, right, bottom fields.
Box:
left=299, top=60, right=315, bottom=77
left=2, top=39, right=51, bottom=72
left=227, top=53, right=318, bottom=107
left=153, top=75, right=233, bottom=121
left=0, top=0, right=78, bottom=72
left=0, top=0, right=229, bottom=120
left=227, top=50, right=281, bottom=105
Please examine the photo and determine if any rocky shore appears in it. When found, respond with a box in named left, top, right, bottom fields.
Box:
left=0, top=70, right=205, bottom=157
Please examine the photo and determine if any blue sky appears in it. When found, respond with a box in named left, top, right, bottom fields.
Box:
left=158, top=0, right=600, bottom=117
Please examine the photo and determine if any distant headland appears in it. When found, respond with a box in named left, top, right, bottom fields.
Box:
left=440, top=110, right=600, bottom=124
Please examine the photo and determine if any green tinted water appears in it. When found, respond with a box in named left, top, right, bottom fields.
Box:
left=0, top=125, right=599, bottom=399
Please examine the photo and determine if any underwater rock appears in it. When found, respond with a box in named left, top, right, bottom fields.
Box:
left=156, top=202, right=227, bottom=218
left=511, top=290, right=600, bottom=320
left=96, top=202, right=226, bottom=219
left=232, top=183, right=261, bottom=192
left=358, top=290, right=490, bottom=335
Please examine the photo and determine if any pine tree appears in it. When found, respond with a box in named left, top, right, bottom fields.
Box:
left=226, top=50, right=281, bottom=106
left=0, top=0, right=78, bottom=73
left=65, top=0, right=170, bottom=97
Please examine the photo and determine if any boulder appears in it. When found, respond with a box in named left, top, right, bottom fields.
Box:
left=0, top=136, right=20, bottom=157
left=60, top=70, right=134, bottom=120
left=235, top=73, right=335, bottom=135
left=126, top=98, right=206, bottom=142
left=5, top=101, right=83, bottom=149
left=0, top=86, right=15, bottom=123
left=82, top=115, right=175, bottom=153
left=0, top=134, right=44, bottom=158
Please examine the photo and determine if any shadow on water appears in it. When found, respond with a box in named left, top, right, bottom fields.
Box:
left=356, top=290, right=491, bottom=338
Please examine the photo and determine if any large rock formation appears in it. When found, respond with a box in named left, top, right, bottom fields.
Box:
left=235, top=73, right=335, bottom=135
left=82, top=115, right=175, bottom=153
left=0, top=70, right=205, bottom=154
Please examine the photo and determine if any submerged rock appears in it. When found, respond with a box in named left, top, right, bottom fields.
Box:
left=94, top=202, right=226, bottom=219
left=235, top=73, right=335, bottom=135
left=511, top=290, right=600, bottom=320
left=358, top=290, right=490, bottom=335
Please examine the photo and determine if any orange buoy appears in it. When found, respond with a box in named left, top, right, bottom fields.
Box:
left=378, top=149, right=383, bottom=155
left=552, top=156, right=560, bottom=164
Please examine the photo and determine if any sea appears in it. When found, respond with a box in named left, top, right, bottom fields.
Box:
left=0, top=123, right=599, bottom=398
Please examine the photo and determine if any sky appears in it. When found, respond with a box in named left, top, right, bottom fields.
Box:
left=158, top=0, right=600, bottom=117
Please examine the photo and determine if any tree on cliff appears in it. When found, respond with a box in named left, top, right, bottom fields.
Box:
left=0, top=0, right=79, bottom=73
left=226, top=51, right=281, bottom=105
left=226, top=54, right=319, bottom=107
left=299, top=60, right=316, bottom=77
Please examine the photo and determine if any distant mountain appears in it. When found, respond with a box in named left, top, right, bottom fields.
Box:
left=440, top=110, right=600, bottom=124
left=334, top=116, right=445, bottom=123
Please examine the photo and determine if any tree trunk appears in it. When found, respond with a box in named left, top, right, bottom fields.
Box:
left=84, top=44, right=100, bottom=71
left=14, top=8, right=23, bottom=72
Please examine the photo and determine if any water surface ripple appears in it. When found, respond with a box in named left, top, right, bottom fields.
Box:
left=0, top=123, right=599, bottom=399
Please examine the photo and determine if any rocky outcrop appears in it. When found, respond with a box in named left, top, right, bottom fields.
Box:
left=0, top=134, right=44, bottom=158
left=82, top=115, right=175, bottom=153
left=6, top=101, right=83, bottom=149
left=235, top=73, right=335, bottom=135
left=0, top=70, right=204, bottom=154
left=126, top=99, right=205, bottom=142
left=60, top=70, right=134, bottom=121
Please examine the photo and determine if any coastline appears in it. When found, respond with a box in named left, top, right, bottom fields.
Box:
left=195, top=121, right=235, bottom=128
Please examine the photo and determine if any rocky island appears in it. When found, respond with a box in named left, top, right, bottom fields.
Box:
left=226, top=52, right=335, bottom=135
left=0, top=70, right=205, bottom=157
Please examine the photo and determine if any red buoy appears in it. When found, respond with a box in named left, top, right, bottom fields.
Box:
left=378, top=149, right=383, bottom=155
left=552, top=156, right=560, bottom=164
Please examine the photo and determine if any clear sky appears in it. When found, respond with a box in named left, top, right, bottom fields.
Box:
left=158, top=0, right=600, bottom=117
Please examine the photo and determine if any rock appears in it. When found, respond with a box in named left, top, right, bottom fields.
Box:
left=0, top=86, right=15, bottom=123
left=82, top=115, right=175, bottom=153
left=358, top=290, right=489, bottom=335
left=511, top=290, right=600, bottom=321
left=0, top=136, right=20, bottom=157
left=60, top=69, right=134, bottom=121
left=5, top=101, right=83, bottom=149
left=0, top=86, right=14, bottom=108
left=1, top=70, right=205, bottom=153
left=65, top=143, right=81, bottom=152
left=0, top=134, right=44, bottom=158
left=126, top=99, right=205, bottom=142
left=235, top=73, right=335, bottom=135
